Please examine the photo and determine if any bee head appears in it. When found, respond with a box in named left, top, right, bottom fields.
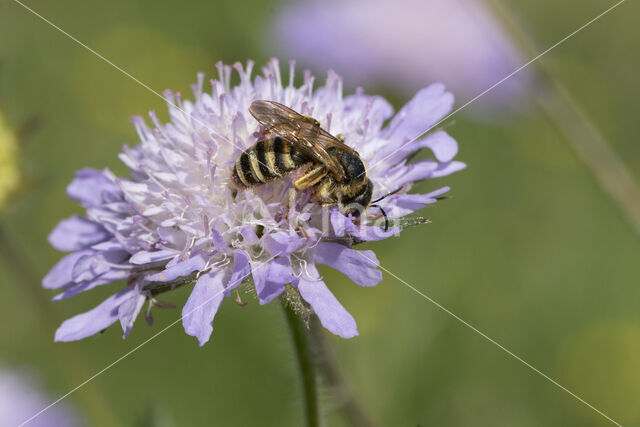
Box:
left=338, top=150, right=367, bottom=184
left=340, top=179, right=373, bottom=218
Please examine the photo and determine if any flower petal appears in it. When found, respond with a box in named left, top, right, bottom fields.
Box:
left=129, top=249, right=177, bottom=265
left=330, top=210, right=400, bottom=241
left=252, top=257, right=293, bottom=304
left=71, top=249, right=129, bottom=283
left=42, top=250, right=91, bottom=289
left=147, top=252, right=208, bottom=282
left=66, top=168, right=121, bottom=208
left=54, top=285, right=138, bottom=342
left=227, top=249, right=251, bottom=294
left=431, top=161, right=466, bottom=178
left=343, top=93, right=394, bottom=133
left=296, top=263, right=358, bottom=338
left=383, top=84, right=454, bottom=142
left=263, top=231, right=306, bottom=256
left=53, top=268, right=130, bottom=301
left=118, top=286, right=146, bottom=339
left=422, top=131, right=458, bottom=162
left=182, top=268, right=228, bottom=346
left=313, top=242, right=382, bottom=287
left=386, top=160, right=439, bottom=188
left=381, top=187, right=450, bottom=218
left=48, top=216, right=110, bottom=252
left=236, top=225, right=259, bottom=245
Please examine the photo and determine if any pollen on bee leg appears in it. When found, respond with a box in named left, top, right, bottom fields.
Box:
left=336, top=133, right=346, bottom=142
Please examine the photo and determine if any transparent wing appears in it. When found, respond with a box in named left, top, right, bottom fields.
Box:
left=249, top=100, right=355, bottom=180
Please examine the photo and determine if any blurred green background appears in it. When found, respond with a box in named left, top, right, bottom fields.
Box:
left=1, top=0, right=639, bottom=426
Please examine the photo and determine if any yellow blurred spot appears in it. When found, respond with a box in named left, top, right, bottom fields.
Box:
left=0, top=112, right=19, bottom=209
left=557, top=320, right=640, bottom=424
left=74, top=26, right=211, bottom=133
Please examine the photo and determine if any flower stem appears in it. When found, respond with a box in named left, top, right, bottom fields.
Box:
left=310, top=318, right=377, bottom=427
left=281, top=298, right=320, bottom=427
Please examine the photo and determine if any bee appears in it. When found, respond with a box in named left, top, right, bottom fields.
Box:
left=232, top=100, right=391, bottom=229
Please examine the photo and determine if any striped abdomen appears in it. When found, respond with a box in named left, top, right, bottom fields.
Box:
left=232, top=137, right=310, bottom=188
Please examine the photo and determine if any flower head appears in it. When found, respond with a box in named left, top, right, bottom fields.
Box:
left=275, top=0, right=531, bottom=112
left=45, top=59, right=464, bottom=345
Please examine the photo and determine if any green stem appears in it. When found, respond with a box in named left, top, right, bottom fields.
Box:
left=281, top=297, right=320, bottom=427
left=310, top=318, right=376, bottom=427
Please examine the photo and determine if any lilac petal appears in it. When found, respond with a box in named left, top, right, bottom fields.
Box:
left=383, top=84, right=454, bottom=141
left=263, top=231, right=306, bottom=256
left=394, top=131, right=458, bottom=163
left=129, top=249, right=177, bottom=265
left=147, top=252, right=208, bottom=282
left=157, top=226, right=187, bottom=247
left=54, top=285, right=137, bottom=342
left=350, top=224, right=401, bottom=241
left=53, top=269, right=130, bottom=301
left=423, top=131, right=458, bottom=162
left=182, top=268, right=228, bottom=346
left=381, top=186, right=450, bottom=218
left=314, top=242, right=382, bottom=287
left=118, top=286, right=146, bottom=338
left=236, top=225, right=259, bottom=245
left=431, top=161, right=466, bottom=178
left=252, top=257, right=293, bottom=304
left=211, top=229, right=226, bottom=252
left=330, top=210, right=350, bottom=237
left=227, top=249, right=251, bottom=295
left=48, top=216, right=110, bottom=252
left=67, top=168, right=121, bottom=208
left=387, top=160, right=439, bottom=188
left=343, top=93, right=394, bottom=132
left=43, top=250, right=91, bottom=289
left=330, top=210, right=400, bottom=241
left=91, top=240, right=125, bottom=251
left=72, top=249, right=129, bottom=283
left=296, top=263, right=358, bottom=338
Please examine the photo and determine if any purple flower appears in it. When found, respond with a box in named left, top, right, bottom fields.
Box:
left=44, top=59, right=464, bottom=345
left=0, top=367, right=82, bottom=427
left=274, top=0, right=531, bottom=111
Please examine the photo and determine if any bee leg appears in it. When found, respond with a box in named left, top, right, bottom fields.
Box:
left=336, top=133, right=346, bottom=143
left=294, top=165, right=327, bottom=190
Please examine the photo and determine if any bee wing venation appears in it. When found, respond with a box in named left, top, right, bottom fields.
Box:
left=249, top=100, right=305, bottom=130
left=249, top=100, right=351, bottom=180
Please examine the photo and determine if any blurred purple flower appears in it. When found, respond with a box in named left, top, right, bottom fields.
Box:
left=275, top=0, right=530, bottom=111
left=44, top=59, right=464, bottom=346
left=0, top=368, right=81, bottom=427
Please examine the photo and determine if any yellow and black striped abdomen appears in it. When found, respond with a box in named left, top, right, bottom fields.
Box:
left=232, top=137, right=310, bottom=188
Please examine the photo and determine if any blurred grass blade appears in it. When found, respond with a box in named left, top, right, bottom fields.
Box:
left=487, top=0, right=640, bottom=237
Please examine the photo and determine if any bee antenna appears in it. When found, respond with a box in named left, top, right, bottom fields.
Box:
left=370, top=204, right=389, bottom=232
left=371, top=186, right=403, bottom=204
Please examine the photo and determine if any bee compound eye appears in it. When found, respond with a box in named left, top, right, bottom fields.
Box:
left=341, top=152, right=366, bottom=181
